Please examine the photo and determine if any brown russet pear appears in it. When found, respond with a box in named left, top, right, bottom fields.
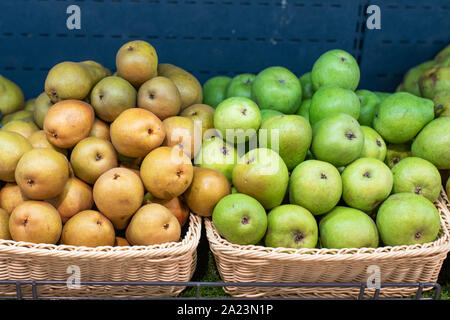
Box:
left=15, top=148, right=69, bottom=200
left=114, top=236, right=130, bottom=246
left=125, top=203, right=181, bottom=246
left=2, top=120, right=39, bottom=139
left=33, top=92, right=53, bottom=129
left=180, top=104, right=215, bottom=140
left=184, top=167, right=231, bottom=217
left=48, top=177, right=94, bottom=223
left=140, top=146, right=194, bottom=200
left=0, top=131, right=32, bottom=182
left=44, top=61, right=111, bottom=103
left=28, top=130, right=68, bottom=156
left=144, top=193, right=189, bottom=227
left=110, top=108, right=165, bottom=158
left=137, top=76, right=182, bottom=120
left=0, top=183, right=28, bottom=215
left=61, top=210, right=115, bottom=247
left=70, top=137, right=118, bottom=184
left=116, top=40, right=158, bottom=88
left=157, top=63, right=203, bottom=110
left=89, top=118, right=111, bottom=141
left=9, top=201, right=62, bottom=244
left=163, top=116, right=201, bottom=159
left=0, top=75, right=25, bottom=116
left=0, top=208, right=11, bottom=240
left=93, top=167, right=144, bottom=230
left=44, top=99, right=95, bottom=149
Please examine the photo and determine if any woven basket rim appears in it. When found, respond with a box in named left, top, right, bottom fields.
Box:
left=206, top=191, right=450, bottom=262
left=0, top=213, right=202, bottom=259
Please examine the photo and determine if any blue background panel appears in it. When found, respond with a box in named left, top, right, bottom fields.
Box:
left=0, top=0, right=448, bottom=99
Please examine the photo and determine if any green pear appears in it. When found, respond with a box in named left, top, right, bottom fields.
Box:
left=232, top=148, right=289, bottom=210
left=391, top=157, right=441, bottom=203
left=1, top=110, right=33, bottom=126
left=356, top=89, right=380, bottom=126
left=385, top=142, right=412, bottom=169
left=265, top=204, right=318, bottom=249
left=319, top=206, right=379, bottom=249
left=260, top=109, right=284, bottom=124
left=0, top=131, right=33, bottom=182
left=411, top=117, right=450, bottom=169
left=2, top=120, right=39, bottom=139
left=226, top=74, right=255, bottom=100
left=295, top=98, right=311, bottom=121
left=299, top=72, right=314, bottom=99
left=433, top=90, right=450, bottom=117
left=0, top=75, right=24, bottom=116
left=402, top=60, right=436, bottom=96
left=360, top=126, right=387, bottom=161
left=195, top=136, right=238, bottom=183
left=289, top=160, right=342, bottom=215
left=251, top=66, right=302, bottom=114
left=202, top=76, right=231, bottom=108
left=45, top=61, right=111, bottom=102
left=373, top=91, right=391, bottom=102
left=212, top=193, right=267, bottom=245
left=311, top=49, right=360, bottom=91
left=309, top=86, right=360, bottom=125
left=90, top=76, right=137, bottom=122
left=311, top=113, right=364, bottom=167
left=260, top=115, right=312, bottom=170
left=373, top=92, right=434, bottom=144
left=419, top=65, right=450, bottom=99
left=376, top=193, right=441, bottom=246
left=33, top=92, right=53, bottom=129
left=342, top=158, right=393, bottom=212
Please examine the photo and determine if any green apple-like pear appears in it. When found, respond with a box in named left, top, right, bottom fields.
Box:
left=299, top=72, right=314, bottom=99
left=402, top=60, right=436, bottom=96
left=419, top=65, right=450, bottom=99
left=260, top=115, right=312, bottom=170
left=356, top=89, right=380, bottom=126
left=319, top=206, right=379, bottom=249
left=260, top=109, right=283, bottom=124
left=373, top=92, right=434, bottom=144
left=391, top=157, right=441, bottom=203
left=311, top=49, right=360, bottom=91
left=212, top=193, right=267, bottom=245
left=385, top=142, right=412, bottom=168
left=433, top=91, right=450, bottom=117
left=251, top=66, right=302, bottom=114
left=411, top=117, right=450, bottom=169
left=309, top=86, right=360, bottom=125
left=213, top=97, right=261, bottom=144
left=295, top=98, right=311, bottom=121
left=232, top=148, right=289, bottom=210
left=265, top=204, right=318, bottom=249
left=342, top=158, right=393, bottom=212
left=195, top=136, right=237, bottom=183
left=202, top=76, right=231, bottom=108
left=226, top=74, right=255, bottom=100
left=376, top=193, right=441, bottom=246
left=360, top=126, right=387, bottom=161
left=311, top=113, right=364, bottom=167
left=289, top=160, right=342, bottom=215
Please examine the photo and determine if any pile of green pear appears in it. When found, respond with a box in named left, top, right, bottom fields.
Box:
left=204, top=46, right=450, bottom=250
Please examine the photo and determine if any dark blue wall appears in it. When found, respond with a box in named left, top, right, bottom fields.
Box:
left=0, top=0, right=449, bottom=99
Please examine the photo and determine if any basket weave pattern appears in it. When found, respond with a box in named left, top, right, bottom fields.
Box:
left=206, top=192, right=450, bottom=298
left=0, top=214, right=202, bottom=298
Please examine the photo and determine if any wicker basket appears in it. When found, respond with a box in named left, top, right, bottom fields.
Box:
left=206, top=192, right=450, bottom=299
left=0, top=213, right=202, bottom=298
